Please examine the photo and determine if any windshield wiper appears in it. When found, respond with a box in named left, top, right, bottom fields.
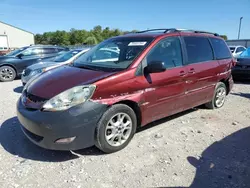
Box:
left=74, top=63, right=101, bottom=71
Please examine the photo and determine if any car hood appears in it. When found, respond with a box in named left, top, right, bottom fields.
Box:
left=27, top=61, right=63, bottom=70
left=237, top=57, right=250, bottom=66
left=27, top=65, right=118, bottom=99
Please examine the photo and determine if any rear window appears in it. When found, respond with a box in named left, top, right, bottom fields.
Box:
left=210, top=38, right=232, bottom=59
left=183, top=36, right=214, bottom=64
left=43, top=48, right=57, bottom=54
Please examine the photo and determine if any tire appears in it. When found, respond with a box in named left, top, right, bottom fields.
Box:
left=0, top=66, right=16, bottom=82
left=205, top=82, right=227, bottom=109
left=95, top=104, right=137, bottom=153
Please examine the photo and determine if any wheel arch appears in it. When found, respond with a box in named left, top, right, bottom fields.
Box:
left=0, top=64, right=18, bottom=75
left=219, top=78, right=230, bottom=95
left=114, top=100, right=142, bottom=129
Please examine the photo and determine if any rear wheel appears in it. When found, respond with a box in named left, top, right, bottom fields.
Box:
left=205, top=82, right=227, bottom=109
left=0, top=66, right=16, bottom=82
left=95, top=104, right=137, bottom=153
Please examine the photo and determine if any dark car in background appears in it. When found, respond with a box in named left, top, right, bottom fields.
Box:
left=232, top=47, right=250, bottom=80
left=0, top=45, right=69, bottom=82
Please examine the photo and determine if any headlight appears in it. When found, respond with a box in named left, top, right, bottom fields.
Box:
left=30, top=68, right=45, bottom=76
left=42, top=85, right=96, bottom=111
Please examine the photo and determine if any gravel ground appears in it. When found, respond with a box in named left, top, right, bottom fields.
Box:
left=0, top=80, right=250, bottom=188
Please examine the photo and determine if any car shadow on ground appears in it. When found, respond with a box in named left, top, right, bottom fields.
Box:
left=13, top=86, right=23, bottom=94
left=137, top=108, right=199, bottom=133
left=158, top=127, right=250, bottom=188
left=233, top=80, right=250, bottom=85
left=231, top=92, right=250, bottom=99
left=0, top=117, right=103, bottom=162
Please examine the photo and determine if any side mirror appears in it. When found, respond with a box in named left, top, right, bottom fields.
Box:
left=16, top=53, right=24, bottom=59
left=145, top=61, right=166, bottom=73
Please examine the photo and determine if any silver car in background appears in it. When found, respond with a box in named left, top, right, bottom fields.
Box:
left=21, top=48, right=90, bottom=85
left=229, top=45, right=246, bottom=58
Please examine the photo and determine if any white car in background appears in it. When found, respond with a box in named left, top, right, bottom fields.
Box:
left=229, top=45, right=246, bottom=58
left=21, top=48, right=90, bottom=85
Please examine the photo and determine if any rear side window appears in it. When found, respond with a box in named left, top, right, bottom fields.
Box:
left=183, top=36, right=214, bottom=64
left=146, top=37, right=183, bottom=69
left=210, top=38, right=232, bottom=59
left=43, top=48, right=57, bottom=54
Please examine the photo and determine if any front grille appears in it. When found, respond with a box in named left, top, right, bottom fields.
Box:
left=21, top=126, right=43, bottom=142
left=23, top=68, right=31, bottom=76
left=24, top=90, right=47, bottom=103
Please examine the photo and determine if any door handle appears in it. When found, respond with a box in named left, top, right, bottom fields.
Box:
left=179, top=70, right=187, bottom=76
left=188, top=68, right=195, bottom=74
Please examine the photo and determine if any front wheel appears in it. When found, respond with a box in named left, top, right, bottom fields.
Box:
left=205, top=82, right=227, bottom=109
left=0, top=66, right=16, bottom=82
left=95, top=104, right=137, bottom=153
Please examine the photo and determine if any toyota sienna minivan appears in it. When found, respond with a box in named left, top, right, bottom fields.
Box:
left=17, top=29, right=234, bottom=153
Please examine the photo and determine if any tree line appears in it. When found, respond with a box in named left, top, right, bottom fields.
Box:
left=35, top=26, right=228, bottom=46
left=35, top=26, right=138, bottom=46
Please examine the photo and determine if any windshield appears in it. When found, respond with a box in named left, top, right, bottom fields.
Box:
left=54, top=50, right=81, bottom=62
left=73, top=37, right=154, bottom=71
left=229, top=47, right=235, bottom=53
left=5, top=47, right=27, bottom=56
left=240, top=48, right=250, bottom=58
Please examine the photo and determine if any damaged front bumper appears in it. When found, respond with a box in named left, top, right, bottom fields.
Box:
left=16, top=98, right=108, bottom=150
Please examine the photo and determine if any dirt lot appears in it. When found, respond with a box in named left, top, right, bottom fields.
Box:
left=0, top=80, right=249, bottom=188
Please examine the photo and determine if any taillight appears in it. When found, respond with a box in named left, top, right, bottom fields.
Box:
left=232, top=58, right=237, bottom=67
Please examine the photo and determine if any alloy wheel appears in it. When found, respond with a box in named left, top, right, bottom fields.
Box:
left=0, top=67, right=14, bottom=81
left=105, top=113, right=133, bottom=147
left=215, top=87, right=226, bottom=108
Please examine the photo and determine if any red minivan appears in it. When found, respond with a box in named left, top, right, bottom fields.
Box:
left=17, top=29, right=234, bottom=153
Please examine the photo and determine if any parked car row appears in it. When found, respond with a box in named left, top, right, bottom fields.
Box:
left=0, top=45, right=69, bottom=82
left=21, top=48, right=90, bottom=85
left=16, top=28, right=236, bottom=153
left=1, top=42, right=249, bottom=84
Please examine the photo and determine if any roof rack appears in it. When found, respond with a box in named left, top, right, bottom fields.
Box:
left=135, top=29, right=176, bottom=33
left=134, top=28, right=220, bottom=36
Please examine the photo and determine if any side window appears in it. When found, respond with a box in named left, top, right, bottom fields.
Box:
left=146, top=37, right=183, bottom=69
left=183, top=36, right=213, bottom=64
left=210, top=38, right=232, bottom=59
left=57, top=48, right=66, bottom=52
left=240, top=47, right=246, bottom=52
left=236, top=47, right=245, bottom=53
left=43, top=48, right=57, bottom=54
left=22, top=48, right=43, bottom=56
